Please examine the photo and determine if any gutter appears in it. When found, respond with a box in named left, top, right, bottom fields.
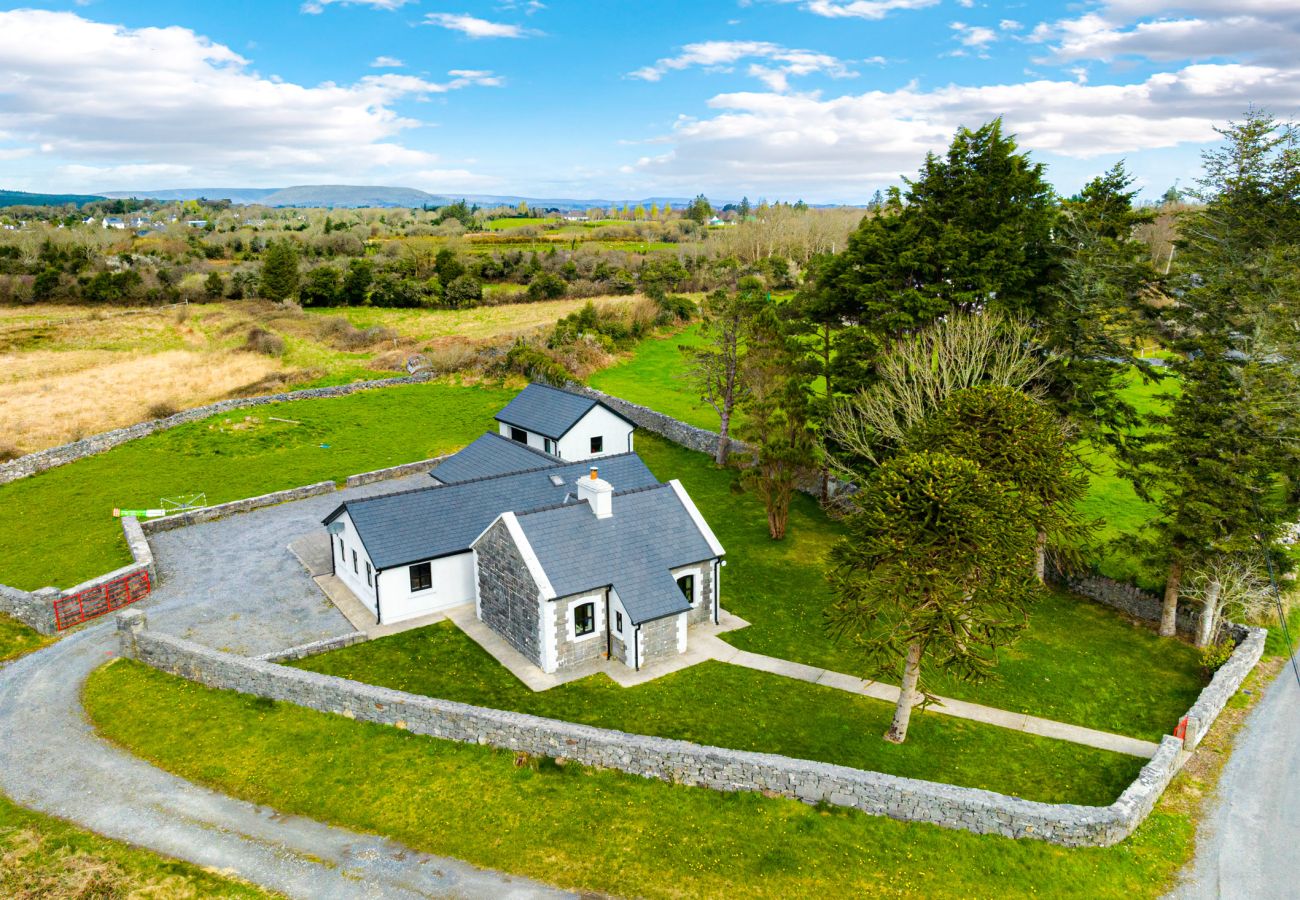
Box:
left=374, top=569, right=383, bottom=625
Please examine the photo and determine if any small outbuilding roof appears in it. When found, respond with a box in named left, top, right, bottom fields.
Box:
left=323, top=452, right=657, bottom=570
left=514, top=482, right=720, bottom=625
left=432, top=431, right=558, bottom=484
left=493, top=382, right=634, bottom=441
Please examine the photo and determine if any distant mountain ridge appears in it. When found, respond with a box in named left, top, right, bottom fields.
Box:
left=97, top=184, right=723, bottom=210
left=0, top=188, right=106, bottom=208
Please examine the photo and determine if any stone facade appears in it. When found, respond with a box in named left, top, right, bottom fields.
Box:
left=0, top=373, right=432, bottom=487
left=473, top=520, right=543, bottom=667
left=551, top=590, right=607, bottom=670
left=681, top=563, right=715, bottom=627
left=638, top=613, right=682, bottom=663
left=115, top=609, right=1187, bottom=848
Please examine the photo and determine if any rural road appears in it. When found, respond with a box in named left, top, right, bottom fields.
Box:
left=1172, top=656, right=1300, bottom=899
left=0, top=625, right=573, bottom=899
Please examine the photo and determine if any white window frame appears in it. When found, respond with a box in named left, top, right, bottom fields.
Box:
left=567, top=597, right=602, bottom=642
left=673, top=565, right=704, bottom=608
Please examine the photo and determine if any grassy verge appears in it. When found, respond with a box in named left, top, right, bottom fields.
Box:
left=0, top=787, right=271, bottom=898
left=633, top=434, right=1204, bottom=743
left=85, top=658, right=1197, bottom=899
left=0, top=380, right=512, bottom=591
left=292, top=621, right=1140, bottom=804
left=0, top=614, right=49, bottom=663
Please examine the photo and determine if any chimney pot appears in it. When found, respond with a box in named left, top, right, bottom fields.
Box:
left=590, top=467, right=598, bottom=481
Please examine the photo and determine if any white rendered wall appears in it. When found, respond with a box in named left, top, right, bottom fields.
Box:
left=556, top=406, right=634, bottom=461
left=330, top=511, right=378, bottom=618
left=497, top=422, right=550, bottom=453
left=609, top=588, right=633, bottom=667
left=375, top=551, right=476, bottom=624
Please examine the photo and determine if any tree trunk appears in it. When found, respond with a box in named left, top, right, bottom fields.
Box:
left=1197, top=579, right=1222, bottom=648
left=885, top=641, right=923, bottom=744
left=1160, top=559, right=1183, bottom=638
left=1034, top=530, right=1048, bottom=583
left=715, top=408, right=731, bottom=466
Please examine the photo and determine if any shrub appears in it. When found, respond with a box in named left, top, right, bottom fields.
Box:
left=502, top=340, right=572, bottom=384
left=656, top=293, right=696, bottom=323
left=1200, top=638, right=1236, bottom=676
left=445, top=274, right=483, bottom=309
left=147, top=400, right=180, bottom=420
left=526, top=272, right=567, bottom=301
left=0, top=443, right=21, bottom=463
left=242, top=326, right=285, bottom=357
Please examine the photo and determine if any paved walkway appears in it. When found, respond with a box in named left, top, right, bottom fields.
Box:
left=0, top=626, right=572, bottom=900
left=697, top=635, right=1162, bottom=758
left=1170, top=658, right=1300, bottom=898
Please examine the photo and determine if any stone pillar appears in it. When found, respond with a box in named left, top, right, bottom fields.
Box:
left=30, top=588, right=61, bottom=635
left=116, top=609, right=147, bottom=659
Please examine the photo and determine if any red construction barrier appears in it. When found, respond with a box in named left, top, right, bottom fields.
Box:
left=1173, top=716, right=1188, bottom=741
left=53, top=569, right=151, bottom=631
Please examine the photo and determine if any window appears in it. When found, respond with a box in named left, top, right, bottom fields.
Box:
left=510, top=427, right=527, bottom=444
left=574, top=602, right=595, bottom=637
left=590, top=435, right=604, bottom=454
left=352, top=549, right=358, bottom=574
left=410, top=562, right=433, bottom=592
left=365, top=562, right=372, bottom=587
left=615, top=611, right=623, bottom=634
left=677, top=574, right=696, bottom=606
left=544, top=438, right=556, bottom=455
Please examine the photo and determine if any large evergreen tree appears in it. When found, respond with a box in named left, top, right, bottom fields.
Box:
left=259, top=239, right=300, bottom=301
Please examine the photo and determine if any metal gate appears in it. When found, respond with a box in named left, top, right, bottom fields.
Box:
left=53, top=569, right=151, bottom=631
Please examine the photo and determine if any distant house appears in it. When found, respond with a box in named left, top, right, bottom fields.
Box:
left=185, top=219, right=208, bottom=228
left=322, top=384, right=725, bottom=674
left=494, top=382, right=635, bottom=460
left=102, top=217, right=126, bottom=230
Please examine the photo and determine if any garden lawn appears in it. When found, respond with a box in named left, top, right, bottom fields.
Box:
left=84, top=659, right=1194, bottom=900
left=0, top=614, right=49, bottom=663
left=293, top=621, right=1140, bottom=805
left=0, top=787, right=270, bottom=898
left=633, top=433, right=1204, bottom=743
left=587, top=323, right=718, bottom=429
left=0, top=380, right=512, bottom=591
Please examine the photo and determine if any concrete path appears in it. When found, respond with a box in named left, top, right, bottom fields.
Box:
left=701, top=636, right=1162, bottom=758
left=0, top=625, right=572, bottom=900
left=1170, top=658, right=1300, bottom=899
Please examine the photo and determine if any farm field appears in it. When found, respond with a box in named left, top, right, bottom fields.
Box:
left=0, top=297, right=629, bottom=455
left=293, top=622, right=1142, bottom=805
left=84, top=657, right=1204, bottom=900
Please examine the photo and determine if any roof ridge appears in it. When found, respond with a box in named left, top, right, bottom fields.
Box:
left=513, top=495, right=590, bottom=518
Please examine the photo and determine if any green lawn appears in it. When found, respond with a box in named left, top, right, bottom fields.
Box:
left=0, top=786, right=270, bottom=898
left=0, top=614, right=49, bottom=663
left=292, top=621, right=1140, bottom=805
left=84, top=659, right=1195, bottom=900
left=633, top=434, right=1204, bottom=743
left=588, top=323, right=720, bottom=429
left=0, top=381, right=512, bottom=591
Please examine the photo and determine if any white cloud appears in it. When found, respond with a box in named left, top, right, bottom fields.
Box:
left=629, top=41, right=856, bottom=92
left=788, top=0, right=940, bottom=20
left=0, top=10, right=500, bottom=189
left=370, top=55, right=405, bottom=67
left=424, top=12, right=537, bottom=38
left=301, top=0, right=413, bottom=14
left=627, top=60, right=1296, bottom=194
left=999, top=19, right=1023, bottom=32
left=951, top=22, right=997, bottom=48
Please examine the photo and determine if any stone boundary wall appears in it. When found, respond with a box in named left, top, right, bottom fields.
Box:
left=1067, top=574, right=1198, bottom=637
left=255, top=632, right=369, bottom=663
left=140, top=482, right=337, bottom=535
left=0, top=373, right=430, bottom=487
left=116, top=609, right=1186, bottom=848
left=345, top=455, right=448, bottom=488
left=1181, top=624, right=1267, bottom=749
left=0, top=584, right=58, bottom=635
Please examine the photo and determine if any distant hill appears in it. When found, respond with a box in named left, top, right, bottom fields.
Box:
left=260, top=184, right=450, bottom=208
left=100, top=187, right=279, bottom=205
left=0, top=189, right=105, bottom=208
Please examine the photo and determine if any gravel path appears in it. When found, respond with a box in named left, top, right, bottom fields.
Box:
left=0, top=474, right=575, bottom=899
left=1170, top=658, right=1300, bottom=899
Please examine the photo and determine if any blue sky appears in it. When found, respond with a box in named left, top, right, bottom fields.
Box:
left=0, top=1, right=1297, bottom=202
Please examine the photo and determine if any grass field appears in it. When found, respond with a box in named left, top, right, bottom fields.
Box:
left=0, top=787, right=270, bottom=898
left=0, top=381, right=512, bottom=591
left=292, top=621, right=1141, bottom=805
left=587, top=323, right=717, bottom=428
left=0, top=614, right=49, bottom=663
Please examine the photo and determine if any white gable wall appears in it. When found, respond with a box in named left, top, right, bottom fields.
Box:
left=330, top=511, right=378, bottom=619
left=556, top=405, right=634, bottom=461
left=375, top=551, right=476, bottom=625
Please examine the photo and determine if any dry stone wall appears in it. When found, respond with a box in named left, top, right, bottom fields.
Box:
left=1181, top=624, right=1267, bottom=749
left=115, top=609, right=1184, bottom=848
left=1067, top=574, right=1198, bottom=637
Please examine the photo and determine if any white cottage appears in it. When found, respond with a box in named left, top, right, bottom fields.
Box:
left=494, top=382, right=635, bottom=460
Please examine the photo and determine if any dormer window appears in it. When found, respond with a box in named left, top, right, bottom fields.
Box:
left=510, top=427, right=527, bottom=444
left=590, top=435, right=603, bottom=454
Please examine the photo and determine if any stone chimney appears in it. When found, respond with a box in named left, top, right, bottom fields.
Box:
left=576, top=467, right=613, bottom=519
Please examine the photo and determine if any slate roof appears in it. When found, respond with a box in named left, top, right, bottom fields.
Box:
left=431, top=431, right=558, bottom=485
left=493, top=382, right=632, bottom=440
left=323, top=452, right=656, bottom=571
left=514, top=483, right=719, bottom=625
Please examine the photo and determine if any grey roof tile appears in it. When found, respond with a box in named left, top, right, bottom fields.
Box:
left=431, top=431, right=558, bottom=484
left=493, top=382, right=630, bottom=440
left=515, top=484, right=718, bottom=625
left=324, top=453, right=657, bottom=570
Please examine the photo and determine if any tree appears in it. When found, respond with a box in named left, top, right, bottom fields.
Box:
left=827, top=451, right=1040, bottom=743
left=259, top=239, right=300, bottom=301
left=527, top=272, right=567, bottom=301
left=684, top=281, right=763, bottom=464
left=299, top=267, right=340, bottom=307
left=736, top=307, right=817, bottom=539
left=203, top=271, right=224, bottom=300
left=686, top=194, right=713, bottom=225
left=445, top=273, right=482, bottom=309
left=434, top=248, right=465, bottom=285
left=341, top=258, right=373, bottom=306
left=738, top=196, right=752, bottom=219
left=910, top=386, right=1093, bottom=581
left=1181, top=554, right=1274, bottom=647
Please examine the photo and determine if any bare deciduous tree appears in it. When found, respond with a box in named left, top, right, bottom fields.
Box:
left=1182, top=554, right=1276, bottom=647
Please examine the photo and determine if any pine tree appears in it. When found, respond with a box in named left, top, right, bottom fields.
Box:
left=259, top=239, right=300, bottom=301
